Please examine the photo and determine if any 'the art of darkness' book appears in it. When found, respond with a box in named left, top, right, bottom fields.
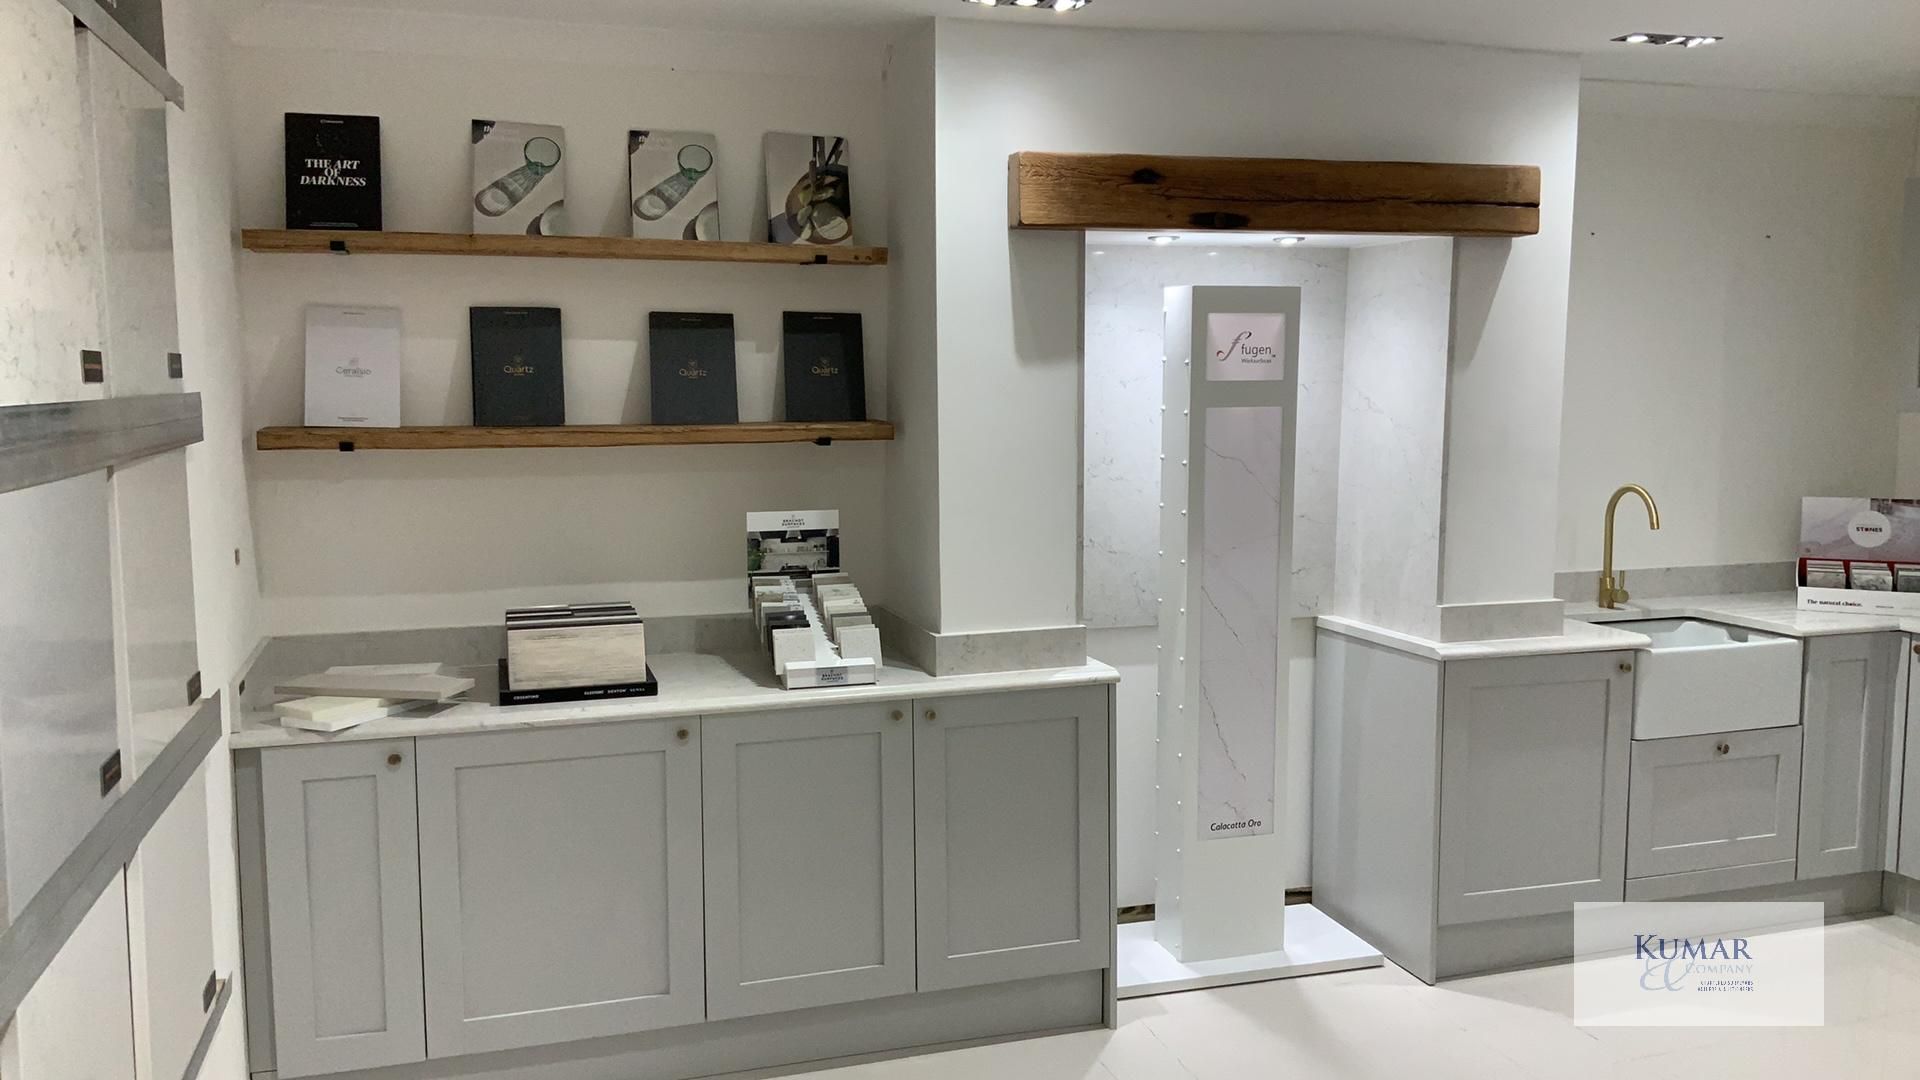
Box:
left=649, top=312, right=739, bottom=425
left=782, top=312, right=866, bottom=422
left=285, top=113, right=381, bottom=230
left=470, top=307, right=564, bottom=426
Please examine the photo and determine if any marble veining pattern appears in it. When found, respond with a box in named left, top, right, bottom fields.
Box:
left=1196, top=406, right=1283, bottom=837
left=0, top=0, right=108, bottom=407
left=1331, top=239, right=1453, bottom=639
left=1082, top=245, right=1348, bottom=627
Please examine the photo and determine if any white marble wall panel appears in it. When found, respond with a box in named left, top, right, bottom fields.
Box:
left=1082, top=245, right=1347, bottom=628
left=0, top=0, right=105, bottom=406
left=1332, top=239, right=1454, bottom=639
left=1197, top=406, right=1284, bottom=838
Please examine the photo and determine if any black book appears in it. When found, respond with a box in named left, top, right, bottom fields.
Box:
left=470, top=307, right=564, bottom=426
left=782, top=312, right=866, bottom=422
left=649, top=312, right=739, bottom=424
left=285, top=113, right=382, bottom=230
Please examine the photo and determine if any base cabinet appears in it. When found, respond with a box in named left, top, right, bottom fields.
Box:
left=246, top=683, right=1115, bottom=1077
left=414, top=721, right=705, bottom=1057
left=1627, top=728, right=1802, bottom=879
left=258, top=740, right=425, bottom=1078
left=701, top=704, right=915, bottom=1020
left=1799, top=633, right=1896, bottom=879
left=913, top=686, right=1111, bottom=992
left=1436, top=652, right=1632, bottom=924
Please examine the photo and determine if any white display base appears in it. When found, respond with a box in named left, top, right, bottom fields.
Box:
left=1116, top=905, right=1382, bottom=999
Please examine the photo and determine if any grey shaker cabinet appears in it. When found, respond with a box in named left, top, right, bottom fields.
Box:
left=1799, top=633, right=1896, bottom=879
left=1628, top=727, right=1803, bottom=878
left=1901, top=637, right=1920, bottom=878
left=1437, top=652, right=1632, bottom=924
left=701, top=703, right=916, bottom=1020
left=413, top=720, right=705, bottom=1057
left=913, top=686, right=1111, bottom=992
left=258, top=739, right=425, bottom=1078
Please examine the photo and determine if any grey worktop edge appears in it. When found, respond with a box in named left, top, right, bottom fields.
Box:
left=0, top=394, right=203, bottom=495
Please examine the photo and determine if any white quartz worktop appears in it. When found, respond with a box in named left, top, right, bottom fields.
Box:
left=1315, top=615, right=1654, bottom=660
left=1567, top=591, right=1919, bottom=639
left=233, top=651, right=1119, bottom=749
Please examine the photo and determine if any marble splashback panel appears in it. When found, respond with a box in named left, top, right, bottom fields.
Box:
left=1553, top=561, right=1796, bottom=602
left=1331, top=239, right=1454, bottom=640
left=1197, top=405, right=1285, bottom=838
left=1082, top=244, right=1349, bottom=629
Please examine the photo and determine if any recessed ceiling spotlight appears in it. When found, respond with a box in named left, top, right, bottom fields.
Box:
left=964, top=0, right=1091, bottom=9
left=1612, top=32, right=1721, bottom=47
left=1147, top=235, right=1177, bottom=245
left=1092, top=249, right=1106, bottom=256
left=1274, top=235, right=1305, bottom=246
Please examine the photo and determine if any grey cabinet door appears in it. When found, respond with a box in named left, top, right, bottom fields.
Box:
left=1902, top=638, right=1920, bottom=877
left=702, top=703, right=914, bottom=1020
left=1438, top=652, right=1631, bottom=924
left=259, top=740, right=425, bottom=1078
left=1800, top=633, right=1896, bottom=879
left=415, top=721, right=704, bottom=1058
left=1629, top=728, right=1802, bottom=879
left=913, top=686, right=1111, bottom=992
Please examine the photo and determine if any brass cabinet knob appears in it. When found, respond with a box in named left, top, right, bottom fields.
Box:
left=890, top=709, right=904, bottom=723
left=925, top=709, right=937, bottom=722
left=386, top=753, right=403, bottom=767
left=676, top=728, right=690, bottom=741
left=1715, top=742, right=1731, bottom=756
left=1618, top=662, right=1633, bottom=673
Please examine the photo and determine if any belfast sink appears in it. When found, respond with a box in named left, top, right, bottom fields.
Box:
left=1608, top=618, right=1803, bottom=739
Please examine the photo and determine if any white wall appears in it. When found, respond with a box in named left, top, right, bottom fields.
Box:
left=927, top=21, right=1581, bottom=632
left=1557, top=82, right=1918, bottom=572
left=226, top=6, right=896, bottom=633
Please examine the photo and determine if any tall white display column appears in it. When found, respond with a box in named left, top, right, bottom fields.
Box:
left=1116, top=284, right=1379, bottom=998
left=1153, top=285, right=1299, bottom=963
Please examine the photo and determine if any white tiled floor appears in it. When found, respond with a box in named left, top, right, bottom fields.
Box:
left=807, top=916, right=1920, bottom=1079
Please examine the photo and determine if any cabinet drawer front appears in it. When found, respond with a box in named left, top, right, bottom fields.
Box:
left=260, top=740, right=425, bottom=1078
left=914, top=686, right=1111, bottom=992
left=1438, top=653, right=1631, bottom=924
left=702, top=704, right=915, bottom=1020
left=415, top=721, right=704, bottom=1057
left=1628, top=728, right=1802, bottom=879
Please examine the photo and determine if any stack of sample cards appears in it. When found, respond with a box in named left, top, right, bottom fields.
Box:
left=752, top=573, right=881, bottom=689
left=500, top=602, right=657, bottom=705
left=273, top=662, right=473, bottom=732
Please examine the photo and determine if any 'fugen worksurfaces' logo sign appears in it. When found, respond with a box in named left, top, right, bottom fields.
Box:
left=1204, top=313, right=1287, bottom=383
left=1573, top=902, right=1824, bottom=1027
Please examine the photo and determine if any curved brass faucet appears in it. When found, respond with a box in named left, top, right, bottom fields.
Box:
left=1599, top=484, right=1661, bottom=609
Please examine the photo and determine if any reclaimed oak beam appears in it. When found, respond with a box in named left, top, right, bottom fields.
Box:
left=1008, top=152, right=1540, bottom=237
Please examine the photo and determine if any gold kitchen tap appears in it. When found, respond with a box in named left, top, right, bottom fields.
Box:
left=1599, top=484, right=1660, bottom=609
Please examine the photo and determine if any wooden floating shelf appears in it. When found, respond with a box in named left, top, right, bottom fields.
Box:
left=256, top=421, right=895, bottom=452
left=240, top=229, right=888, bottom=267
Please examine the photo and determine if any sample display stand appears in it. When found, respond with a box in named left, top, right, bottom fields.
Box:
left=753, top=575, right=881, bottom=690
left=1124, top=284, right=1380, bottom=997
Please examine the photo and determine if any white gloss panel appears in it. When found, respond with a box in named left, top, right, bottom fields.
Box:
left=1082, top=245, right=1347, bottom=628
left=0, top=470, right=119, bottom=919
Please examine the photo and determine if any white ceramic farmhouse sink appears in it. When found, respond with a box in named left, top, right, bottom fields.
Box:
left=1609, top=618, right=1802, bottom=739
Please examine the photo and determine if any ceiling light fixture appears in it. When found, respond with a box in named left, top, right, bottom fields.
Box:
left=1274, top=235, right=1305, bottom=246
left=1611, top=32, right=1721, bottom=47
left=1147, top=235, right=1177, bottom=245
left=964, top=0, right=1091, bottom=9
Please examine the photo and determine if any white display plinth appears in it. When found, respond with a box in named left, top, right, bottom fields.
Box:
left=1117, top=906, right=1383, bottom=999
left=1153, top=286, right=1302, bottom=964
